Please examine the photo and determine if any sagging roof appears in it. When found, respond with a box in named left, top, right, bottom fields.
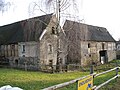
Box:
left=63, top=20, right=115, bottom=42
left=0, top=14, right=53, bottom=45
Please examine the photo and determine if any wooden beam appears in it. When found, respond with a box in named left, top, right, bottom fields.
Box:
left=94, top=67, right=118, bottom=77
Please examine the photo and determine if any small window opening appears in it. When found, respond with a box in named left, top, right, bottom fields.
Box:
left=102, top=43, right=105, bottom=49
left=15, top=59, right=18, bottom=65
left=52, top=27, right=56, bottom=34
left=49, top=60, right=53, bottom=66
left=88, top=43, right=90, bottom=48
left=22, top=45, right=25, bottom=53
left=22, top=55, right=25, bottom=57
left=48, top=44, right=52, bottom=53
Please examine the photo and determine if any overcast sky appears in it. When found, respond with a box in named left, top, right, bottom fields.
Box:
left=0, top=0, right=120, bottom=40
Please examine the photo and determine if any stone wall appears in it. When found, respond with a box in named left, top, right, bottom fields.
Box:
left=9, top=57, right=40, bottom=70
left=39, top=15, right=58, bottom=66
left=81, top=41, right=116, bottom=66
left=18, top=41, right=39, bottom=58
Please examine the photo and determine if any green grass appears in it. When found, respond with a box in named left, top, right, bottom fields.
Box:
left=0, top=60, right=120, bottom=90
left=0, top=68, right=117, bottom=90
left=0, top=68, right=89, bottom=90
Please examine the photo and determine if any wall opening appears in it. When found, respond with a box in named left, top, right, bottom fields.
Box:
left=15, top=59, right=18, bottom=65
left=99, top=50, right=108, bottom=64
left=49, top=60, right=53, bottom=66
left=22, top=45, right=25, bottom=53
left=88, top=43, right=90, bottom=48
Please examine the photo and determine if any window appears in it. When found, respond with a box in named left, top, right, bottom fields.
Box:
left=52, top=27, right=56, bottom=34
left=22, top=45, right=25, bottom=53
left=49, top=60, right=53, bottom=66
left=48, top=44, right=52, bottom=53
left=102, top=43, right=105, bottom=50
left=88, top=43, right=90, bottom=48
left=88, top=43, right=91, bottom=54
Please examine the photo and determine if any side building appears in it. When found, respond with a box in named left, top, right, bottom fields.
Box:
left=116, top=41, right=120, bottom=59
left=63, top=20, right=116, bottom=66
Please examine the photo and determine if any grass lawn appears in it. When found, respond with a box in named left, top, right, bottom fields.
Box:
left=0, top=60, right=119, bottom=90
left=0, top=68, right=89, bottom=90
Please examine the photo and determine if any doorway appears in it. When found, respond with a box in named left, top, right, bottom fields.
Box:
left=99, top=50, right=108, bottom=64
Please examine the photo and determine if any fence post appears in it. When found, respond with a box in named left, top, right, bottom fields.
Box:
left=90, top=65, right=94, bottom=74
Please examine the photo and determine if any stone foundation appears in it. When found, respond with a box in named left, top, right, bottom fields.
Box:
left=9, top=57, right=40, bottom=70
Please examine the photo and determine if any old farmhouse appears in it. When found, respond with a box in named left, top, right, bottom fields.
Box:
left=0, top=15, right=117, bottom=71
left=63, top=20, right=116, bottom=66
left=0, top=14, right=68, bottom=70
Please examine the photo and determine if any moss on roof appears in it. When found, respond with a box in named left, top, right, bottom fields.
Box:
left=63, top=20, right=115, bottom=42
left=0, top=14, right=52, bottom=45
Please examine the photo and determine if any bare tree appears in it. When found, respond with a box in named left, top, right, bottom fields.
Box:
left=28, top=0, right=82, bottom=68
left=0, top=0, right=11, bottom=13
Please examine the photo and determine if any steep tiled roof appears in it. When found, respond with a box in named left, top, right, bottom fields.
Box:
left=0, top=14, right=53, bottom=45
left=63, top=20, right=115, bottom=42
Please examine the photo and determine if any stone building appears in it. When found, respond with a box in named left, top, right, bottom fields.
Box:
left=63, top=20, right=116, bottom=66
left=116, top=41, right=120, bottom=59
left=0, top=14, right=67, bottom=70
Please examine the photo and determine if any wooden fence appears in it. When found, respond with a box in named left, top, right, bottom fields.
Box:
left=42, top=66, right=120, bottom=90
